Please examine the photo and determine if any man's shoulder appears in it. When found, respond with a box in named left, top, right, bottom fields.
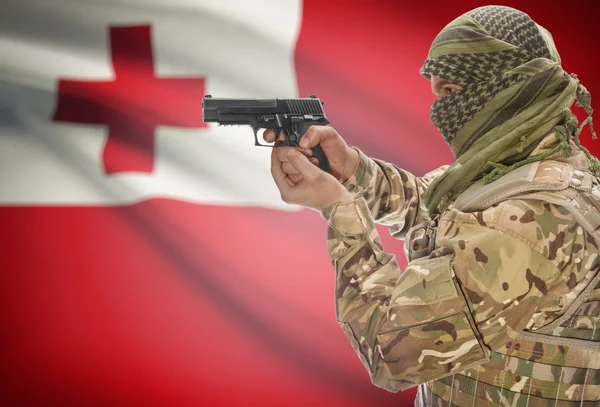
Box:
left=440, top=196, right=579, bottom=264
left=493, top=197, right=577, bottom=246
left=446, top=156, right=590, bottom=247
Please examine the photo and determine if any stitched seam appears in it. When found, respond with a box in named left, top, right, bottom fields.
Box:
left=579, top=319, right=598, bottom=406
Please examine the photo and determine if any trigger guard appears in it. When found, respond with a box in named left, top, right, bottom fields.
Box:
left=252, top=127, right=277, bottom=147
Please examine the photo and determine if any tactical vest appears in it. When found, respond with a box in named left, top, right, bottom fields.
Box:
left=407, top=159, right=600, bottom=406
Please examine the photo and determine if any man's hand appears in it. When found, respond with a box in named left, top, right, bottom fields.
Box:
left=271, top=147, right=354, bottom=210
left=263, top=126, right=359, bottom=184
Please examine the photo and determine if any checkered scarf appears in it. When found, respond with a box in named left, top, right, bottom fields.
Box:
left=420, top=5, right=596, bottom=215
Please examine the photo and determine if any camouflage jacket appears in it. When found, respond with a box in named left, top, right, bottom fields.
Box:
left=320, top=134, right=600, bottom=406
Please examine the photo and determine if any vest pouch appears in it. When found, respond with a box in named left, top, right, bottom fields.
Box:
left=374, top=254, right=490, bottom=390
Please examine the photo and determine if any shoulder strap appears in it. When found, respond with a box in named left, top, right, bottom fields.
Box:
left=454, top=160, right=580, bottom=213
left=453, top=159, right=599, bottom=231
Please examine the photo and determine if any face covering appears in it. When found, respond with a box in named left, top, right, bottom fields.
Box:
left=419, top=5, right=598, bottom=216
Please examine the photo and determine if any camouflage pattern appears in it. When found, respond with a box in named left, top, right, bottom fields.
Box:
left=336, top=147, right=449, bottom=239
left=320, top=134, right=600, bottom=406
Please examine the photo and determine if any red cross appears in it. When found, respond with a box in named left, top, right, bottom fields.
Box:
left=53, top=25, right=207, bottom=174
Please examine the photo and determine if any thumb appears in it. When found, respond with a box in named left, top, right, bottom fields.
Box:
left=287, top=149, right=319, bottom=179
left=299, top=126, right=328, bottom=148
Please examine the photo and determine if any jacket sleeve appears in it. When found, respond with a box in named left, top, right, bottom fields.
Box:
left=320, top=197, right=577, bottom=393
left=342, top=147, right=449, bottom=238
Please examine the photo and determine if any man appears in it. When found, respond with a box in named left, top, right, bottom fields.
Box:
left=265, top=5, right=600, bottom=406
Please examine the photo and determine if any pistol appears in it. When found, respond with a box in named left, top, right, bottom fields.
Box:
left=202, top=95, right=330, bottom=172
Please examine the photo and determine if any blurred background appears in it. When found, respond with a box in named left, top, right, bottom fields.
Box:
left=1, top=0, right=598, bottom=405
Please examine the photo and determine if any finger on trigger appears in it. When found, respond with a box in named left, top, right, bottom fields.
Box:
left=263, top=129, right=275, bottom=143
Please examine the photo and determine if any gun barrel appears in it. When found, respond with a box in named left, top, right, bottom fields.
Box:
left=202, top=98, right=279, bottom=122
left=202, top=96, right=325, bottom=123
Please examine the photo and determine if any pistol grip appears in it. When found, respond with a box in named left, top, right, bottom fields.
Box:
left=286, top=122, right=331, bottom=173
left=311, top=144, right=330, bottom=173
